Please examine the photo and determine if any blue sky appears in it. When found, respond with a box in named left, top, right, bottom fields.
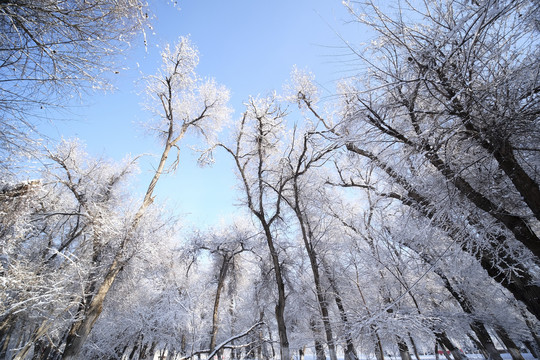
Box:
left=43, top=1, right=365, bottom=229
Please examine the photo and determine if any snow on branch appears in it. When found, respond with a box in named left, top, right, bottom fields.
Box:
left=208, top=321, right=265, bottom=360
left=179, top=322, right=265, bottom=360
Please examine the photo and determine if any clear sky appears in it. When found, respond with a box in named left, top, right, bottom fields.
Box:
left=42, top=1, right=365, bottom=230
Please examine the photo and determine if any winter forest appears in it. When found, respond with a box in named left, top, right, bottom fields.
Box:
left=1, top=0, right=539, bottom=360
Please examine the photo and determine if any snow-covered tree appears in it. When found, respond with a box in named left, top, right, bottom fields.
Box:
left=0, top=0, right=149, bottom=166
left=294, top=0, right=540, bottom=323
left=0, top=139, right=138, bottom=359
left=220, top=94, right=295, bottom=360
left=62, top=36, right=231, bottom=359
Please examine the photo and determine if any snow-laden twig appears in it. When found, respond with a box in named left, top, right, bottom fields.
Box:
left=210, top=321, right=265, bottom=359
left=207, top=321, right=265, bottom=359
left=179, top=321, right=264, bottom=360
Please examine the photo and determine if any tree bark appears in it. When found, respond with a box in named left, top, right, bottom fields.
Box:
left=495, top=326, right=525, bottom=360
left=224, top=107, right=291, bottom=360
left=378, top=66, right=540, bottom=258
left=373, top=329, right=385, bottom=360
left=428, top=266, right=501, bottom=360
left=397, top=338, right=412, bottom=360
left=354, top=273, right=385, bottom=360
left=62, top=257, right=123, bottom=359
left=438, top=342, right=453, bottom=360
left=467, top=333, right=489, bottom=359
left=422, top=146, right=540, bottom=259
left=523, top=341, right=539, bottom=359
left=436, top=332, right=468, bottom=360
left=139, top=341, right=150, bottom=360
left=469, top=322, right=502, bottom=360
left=321, top=260, right=359, bottom=360
left=291, top=177, right=338, bottom=360
left=0, top=331, right=10, bottom=360
left=210, top=254, right=230, bottom=351
left=311, top=321, right=327, bottom=360
left=482, top=139, right=540, bottom=222
left=315, top=339, right=326, bottom=360
left=260, top=223, right=289, bottom=360
left=0, top=317, right=15, bottom=360
left=14, top=321, right=50, bottom=360
left=127, top=336, right=141, bottom=360
left=522, top=311, right=540, bottom=356
left=409, top=334, right=421, bottom=360
left=61, top=99, right=189, bottom=358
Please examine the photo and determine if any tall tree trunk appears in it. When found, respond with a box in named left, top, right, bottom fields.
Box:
left=423, top=146, right=540, bottom=258
left=432, top=267, right=501, bottom=360
left=438, top=342, right=453, bottom=360
left=373, top=329, right=385, bottom=360
left=266, top=321, right=275, bottom=360
left=291, top=177, right=338, bottom=360
left=139, top=341, right=150, bottom=360
left=127, top=333, right=143, bottom=360
left=0, top=333, right=10, bottom=360
left=321, top=261, right=359, bottom=360
left=409, top=334, right=421, bottom=360
left=14, top=321, right=51, bottom=360
left=353, top=270, right=385, bottom=360
left=260, top=223, right=289, bottom=360
left=256, top=312, right=267, bottom=360
left=127, top=342, right=139, bottom=360
left=145, top=341, right=156, bottom=360
left=311, top=318, right=327, bottom=360
left=483, top=139, right=540, bottom=222
left=397, top=338, right=412, bottom=360
left=210, top=254, right=230, bottom=351
left=62, top=136, right=180, bottom=358
left=521, top=310, right=540, bottom=356
left=523, top=341, right=539, bottom=359
left=181, top=334, right=187, bottom=356
left=359, top=89, right=540, bottom=258
left=0, top=314, right=15, bottom=357
left=467, top=333, right=489, bottom=359
left=436, top=331, right=468, bottom=360
left=62, top=257, right=123, bottom=359
left=469, top=323, right=502, bottom=360
left=60, top=60, right=199, bottom=357
left=33, top=338, right=54, bottom=360
left=495, top=326, right=525, bottom=360
left=314, top=337, right=326, bottom=360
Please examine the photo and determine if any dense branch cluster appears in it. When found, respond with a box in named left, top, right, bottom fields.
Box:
left=0, top=0, right=147, bottom=165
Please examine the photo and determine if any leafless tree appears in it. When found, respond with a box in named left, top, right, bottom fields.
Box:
left=0, top=0, right=148, bottom=163
left=220, top=95, right=292, bottom=360
left=62, top=37, right=230, bottom=359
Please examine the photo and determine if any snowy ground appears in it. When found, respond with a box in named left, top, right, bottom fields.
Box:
left=293, top=354, right=537, bottom=360
left=164, top=351, right=538, bottom=360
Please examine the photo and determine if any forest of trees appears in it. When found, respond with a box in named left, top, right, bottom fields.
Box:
left=0, top=0, right=539, bottom=359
